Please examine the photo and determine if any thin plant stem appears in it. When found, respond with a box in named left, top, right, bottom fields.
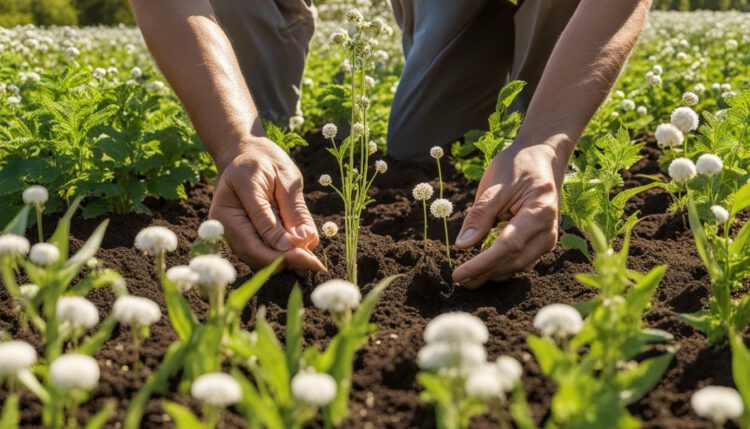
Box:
left=443, top=219, right=452, bottom=267
left=422, top=200, right=428, bottom=250
left=35, top=205, right=44, bottom=243
left=131, top=326, right=142, bottom=371
left=436, top=158, right=444, bottom=198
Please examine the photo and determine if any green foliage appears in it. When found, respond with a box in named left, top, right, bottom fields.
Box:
left=262, top=120, right=309, bottom=153
left=529, top=225, right=674, bottom=428
left=561, top=128, right=664, bottom=251
left=0, top=67, right=209, bottom=224
left=31, top=0, right=78, bottom=25
left=451, top=81, right=525, bottom=181
left=0, top=0, right=32, bottom=26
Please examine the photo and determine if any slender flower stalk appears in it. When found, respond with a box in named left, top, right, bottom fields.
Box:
left=413, top=183, right=434, bottom=249
left=23, top=185, right=48, bottom=243
left=431, top=199, right=453, bottom=266
left=430, top=147, right=445, bottom=198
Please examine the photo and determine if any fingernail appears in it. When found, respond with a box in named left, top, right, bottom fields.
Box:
left=457, top=228, right=476, bottom=244
left=294, top=225, right=317, bottom=243
left=276, top=234, right=294, bottom=251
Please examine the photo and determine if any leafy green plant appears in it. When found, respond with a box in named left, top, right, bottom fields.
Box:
left=450, top=81, right=525, bottom=181
left=527, top=225, right=675, bottom=428
left=561, top=128, right=664, bottom=256
left=0, top=66, right=211, bottom=224
left=681, top=189, right=750, bottom=345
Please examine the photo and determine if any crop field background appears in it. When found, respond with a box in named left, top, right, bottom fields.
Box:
left=2, top=3, right=750, bottom=429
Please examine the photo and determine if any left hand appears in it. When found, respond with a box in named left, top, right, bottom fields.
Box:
left=452, top=142, right=567, bottom=288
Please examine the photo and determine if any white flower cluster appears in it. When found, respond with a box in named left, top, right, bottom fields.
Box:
left=29, top=243, right=59, bottom=266
left=374, top=159, right=388, bottom=174
left=291, top=370, right=337, bottom=407
left=668, top=158, right=697, bottom=182
left=711, top=206, right=729, bottom=224
left=691, top=386, right=743, bottom=425
left=322, top=123, right=338, bottom=139
left=57, top=296, right=99, bottom=330
left=166, top=265, right=199, bottom=292
left=418, top=312, right=488, bottom=372
left=134, top=226, right=178, bottom=256
left=695, top=154, right=722, bottom=177
left=655, top=123, right=684, bottom=148
left=533, top=304, right=583, bottom=339
left=429, top=146, right=444, bottom=159
left=321, top=221, right=339, bottom=238
left=113, top=295, right=161, bottom=327
left=198, top=219, right=224, bottom=241
left=189, top=254, right=236, bottom=289
left=465, top=356, right=523, bottom=399
left=191, top=372, right=242, bottom=407
left=671, top=107, right=699, bottom=133
left=50, top=353, right=100, bottom=391
left=319, top=174, right=333, bottom=187
left=430, top=199, right=453, bottom=219
left=412, top=183, right=434, bottom=201
left=0, top=234, right=30, bottom=257
left=0, top=340, right=37, bottom=376
left=311, top=279, right=361, bottom=313
left=22, top=185, right=48, bottom=205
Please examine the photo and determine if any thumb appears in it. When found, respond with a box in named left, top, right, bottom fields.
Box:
left=455, top=184, right=506, bottom=249
left=275, top=178, right=320, bottom=251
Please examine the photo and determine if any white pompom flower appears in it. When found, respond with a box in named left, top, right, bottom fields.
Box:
left=189, top=255, right=236, bottom=289
left=682, top=91, right=699, bottom=106
left=134, top=226, right=178, bottom=256
left=29, top=243, right=60, bottom=266
left=0, top=340, right=37, bottom=376
left=533, top=304, right=583, bottom=339
left=291, top=371, right=337, bottom=407
left=430, top=146, right=444, bottom=159
left=198, top=219, right=224, bottom=241
left=50, top=354, right=99, bottom=391
left=322, top=123, right=338, bottom=139
left=352, top=122, right=365, bottom=138
left=166, top=265, right=199, bottom=292
left=465, top=364, right=503, bottom=398
left=621, top=99, right=635, bottom=111
left=430, top=199, right=453, bottom=219
left=22, top=185, right=48, bottom=205
left=655, top=123, right=684, bottom=147
left=311, top=279, right=361, bottom=313
left=0, top=234, right=30, bottom=258
left=412, top=183, right=434, bottom=201
left=668, top=158, right=697, bottom=182
left=417, top=341, right=486, bottom=372
left=691, top=386, right=743, bottom=424
left=19, top=283, right=39, bottom=300
left=321, top=221, right=339, bottom=238
left=495, top=356, right=523, bottom=389
left=711, top=206, right=729, bottom=224
left=57, top=296, right=99, bottom=331
left=424, top=312, right=488, bottom=344
left=375, top=160, right=388, bottom=174
left=113, top=295, right=161, bottom=327
left=368, top=141, right=378, bottom=155
left=695, top=154, right=723, bottom=177
left=319, top=174, right=333, bottom=187
left=637, top=106, right=648, bottom=116
left=671, top=107, right=700, bottom=133
left=191, top=372, right=242, bottom=407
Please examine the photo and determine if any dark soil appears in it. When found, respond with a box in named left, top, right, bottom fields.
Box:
left=0, top=140, right=730, bottom=428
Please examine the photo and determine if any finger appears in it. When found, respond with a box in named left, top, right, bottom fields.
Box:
left=453, top=203, right=556, bottom=285
left=230, top=172, right=305, bottom=252
left=212, top=203, right=285, bottom=270
left=275, top=175, right=320, bottom=251
left=464, top=232, right=552, bottom=288
left=455, top=184, right=508, bottom=249
left=284, top=247, right=327, bottom=273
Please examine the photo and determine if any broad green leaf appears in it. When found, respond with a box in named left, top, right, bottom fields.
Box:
left=730, top=333, right=750, bottom=428
left=2, top=205, right=30, bottom=235
left=527, top=335, right=567, bottom=377
left=163, top=402, right=206, bottom=429
left=285, top=285, right=304, bottom=377
left=731, top=183, right=750, bottom=218
left=255, top=315, right=291, bottom=404
left=162, top=277, right=194, bottom=341
left=560, top=233, right=590, bottom=259
left=616, top=352, right=674, bottom=405
left=225, top=257, right=282, bottom=318
left=626, top=265, right=666, bottom=315
left=0, top=394, right=19, bottom=429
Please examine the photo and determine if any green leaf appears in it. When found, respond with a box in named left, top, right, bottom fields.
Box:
left=527, top=335, right=567, bottom=377
left=225, top=257, right=282, bottom=321
left=2, top=205, right=30, bottom=235
left=232, top=369, right=285, bottom=429
left=560, top=233, right=590, bottom=259
left=50, top=196, right=83, bottom=261
left=731, top=183, right=750, bottom=218
left=77, top=316, right=117, bottom=356
left=163, top=402, right=206, bottom=429
left=680, top=310, right=715, bottom=335
left=729, top=333, right=750, bottom=428
left=615, top=352, right=674, bottom=405
left=255, top=315, right=291, bottom=404
left=687, top=195, right=722, bottom=281
left=1, top=394, right=19, bottom=429
left=162, top=277, right=194, bottom=341
left=59, top=220, right=109, bottom=286
left=626, top=265, right=667, bottom=316
left=83, top=401, right=115, bottom=429
left=285, top=285, right=304, bottom=377
left=352, top=276, right=396, bottom=327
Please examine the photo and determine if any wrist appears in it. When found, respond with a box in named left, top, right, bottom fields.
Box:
left=507, top=133, right=574, bottom=182
left=214, top=136, right=264, bottom=173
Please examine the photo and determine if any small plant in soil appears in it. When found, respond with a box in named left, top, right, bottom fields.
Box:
left=320, top=9, right=390, bottom=283
left=526, top=225, right=674, bottom=428
left=416, top=312, right=530, bottom=429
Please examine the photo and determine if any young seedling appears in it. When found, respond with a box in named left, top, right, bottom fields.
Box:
left=668, top=157, right=697, bottom=210
left=412, top=183, right=434, bottom=250
left=430, top=198, right=453, bottom=266
left=49, top=353, right=101, bottom=428
left=134, top=226, right=178, bottom=278
left=56, top=296, right=99, bottom=348
left=112, top=295, right=161, bottom=370
left=189, top=254, right=236, bottom=317
left=320, top=220, right=339, bottom=270
left=192, top=219, right=224, bottom=256
left=22, top=185, right=48, bottom=242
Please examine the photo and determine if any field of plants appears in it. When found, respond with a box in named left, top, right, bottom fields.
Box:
left=2, top=6, right=750, bottom=429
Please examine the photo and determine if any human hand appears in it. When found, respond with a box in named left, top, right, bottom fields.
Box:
left=209, top=137, right=325, bottom=275
left=452, top=142, right=567, bottom=288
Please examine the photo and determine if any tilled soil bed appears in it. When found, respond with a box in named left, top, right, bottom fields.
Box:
left=0, top=141, right=735, bottom=428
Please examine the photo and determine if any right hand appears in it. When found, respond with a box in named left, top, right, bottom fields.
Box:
left=209, top=137, right=325, bottom=275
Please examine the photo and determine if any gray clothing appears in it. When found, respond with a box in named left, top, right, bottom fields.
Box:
left=212, top=0, right=581, bottom=160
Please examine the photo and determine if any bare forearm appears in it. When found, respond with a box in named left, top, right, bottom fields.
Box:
left=129, top=0, right=261, bottom=170
left=516, top=0, right=651, bottom=163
